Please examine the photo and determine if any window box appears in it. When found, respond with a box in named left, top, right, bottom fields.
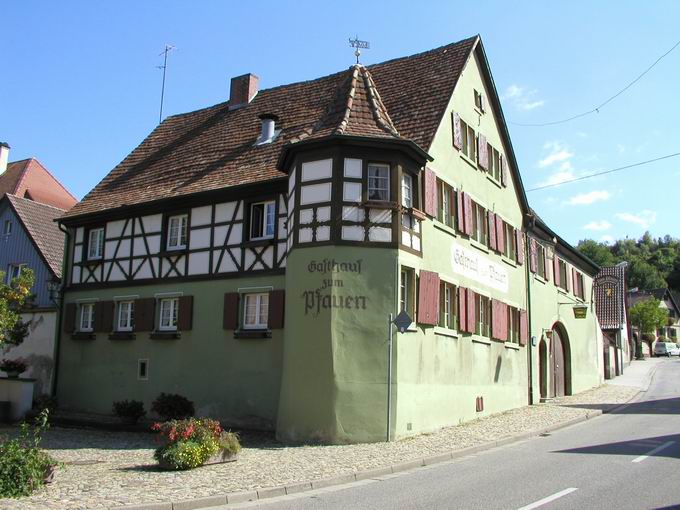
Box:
left=362, top=200, right=398, bottom=210
left=407, top=207, right=427, bottom=221
left=109, top=332, right=136, bottom=341
left=234, top=329, right=272, bottom=339
left=71, top=332, right=95, bottom=340
left=150, top=331, right=181, bottom=340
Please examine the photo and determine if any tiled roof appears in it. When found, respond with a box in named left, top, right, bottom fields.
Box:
left=0, top=158, right=78, bottom=210
left=594, top=265, right=627, bottom=329
left=5, top=194, right=67, bottom=277
left=62, top=36, right=477, bottom=219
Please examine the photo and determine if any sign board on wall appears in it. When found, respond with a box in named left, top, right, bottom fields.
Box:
left=451, top=244, right=509, bottom=294
left=573, top=306, right=588, bottom=319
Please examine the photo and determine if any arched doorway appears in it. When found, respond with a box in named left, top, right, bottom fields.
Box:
left=550, top=323, right=571, bottom=397
left=538, top=339, right=548, bottom=400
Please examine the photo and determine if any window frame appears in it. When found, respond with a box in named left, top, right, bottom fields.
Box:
left=471, top=201, right=487, bottom=245
left=5, top=263, right=25, bottom=284
left=475, top=294, right=491, bottom=338
left=437, top=180, right=455, bottom=228
left=242, top=292, right=269, bottom=330
left=507, top=307, right=520, bottom=344
left=558, top=259, right=568, bottom=291
left=158, top=297, right=179, bottom=331
left=474, top=89, right=485, bottom=112
left=166, top=214, right=189, bottom=251
left=400, top=267, right=416, bottom=319
left=536, top=244, right=547, bottom=279
left=439, top=281, right=458, bottom=331
left=401, top=172, right=413, bottom=208
left=79, top=302, right=95, bottom=332
left=87, top=226, right=105, bottom=260
left=249, top=200, right=276, bottom=241
left=117, top=300, right=135, bottom=332
left=460, top=119, right=477, bottom=162
left=367, top=163, right=391, bottom=202
left=503, top=222, right=516, bottom=260
left=3, top=219, right=11, bottom=236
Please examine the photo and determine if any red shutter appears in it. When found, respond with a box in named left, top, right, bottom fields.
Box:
left=417, top=270, right=440, bottom=325
left=571, top=268, right=577, bottom=294
left=544, top=250, right=550, bottom=281
left=491, top=299, right=500, bottom=340
left=63, top=303, right=76, bottom=333
left=134, top=298, right=156, bottom=332
left=464, top=193, right=473, bottom=236
left=488, top=211, right=497, bottom=250
left=554, top=257, right=561, bottom=288
left=423, top=168, right=438, bottom=217
left=223, top=292, right=240, bottom=330
left=268, top=289, right=285, bottom=329
left=477, top=134, right=488, bottom=170
left=467, top=290, right=476, bottom=333
left=516, top=229, right=525, bottom=265
left=529, top=238, right=537, bottom=273
left=456, top=191, right=466, bottom=234
left=495, top=215, right=505, bottom=254
left=519, top=310, right=528, bottom=346
left=501, top=303, right=509, bottom=342
left=177, top=296, right=193, bottom=331
left=565, top=265, right=571, bottom=292
left=500, top=155, right=508, bottom=187
left=458, top=287, right=467, bottom=332
left=453, top=112, right=462, bottom=149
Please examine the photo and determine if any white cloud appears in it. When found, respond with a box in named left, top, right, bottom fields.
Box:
left=566, top=190, right=611, bottom=206
left=503, top=84, right=545, bottom=111
left=583, top=220, right=612, bottom=231
left=538, top=170, right=575, bottom=187
left=538, top=141, right=574, bottom=168
left=600, top=235, right=615, bottom=244
left=615, top=210, right=657, bottom=229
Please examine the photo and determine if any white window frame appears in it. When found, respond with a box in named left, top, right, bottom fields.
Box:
left=471, top=202, right=487, bottom=245
left=3, top=220, right=11, bottom=235
left=117, top=300, right=135, bottom=332
left=439, top=281, right=457, bottom=330
left=158, top=297, right=179, bottom=331
left=166, top=214, right=188, bottom=250
left=460, top=120, right=477, bottom=162
left=5, top=263, right=25, bottom=284
left=401, top=173, right=413, bottom=208
left=399, top=267, right=415, bottom=319
left=476, top=294, right=490, bottom=337
left=79, top=303, right=95, bottom=332
left=368, top=163, right=390, bottom=202
left=249, top=201, right=276, bottom=241
left=243, top=292, right=269, bottom=330
left=87, top=227, right=104, bottom=260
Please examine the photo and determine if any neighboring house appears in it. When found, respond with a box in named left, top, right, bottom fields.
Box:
left=628, top=288, right=680, bottom=356
left=594, top=264, right=630, bottom=379
left=55, top=35, right=602, bottom=443
left=0, top=194, right=68, bottom=395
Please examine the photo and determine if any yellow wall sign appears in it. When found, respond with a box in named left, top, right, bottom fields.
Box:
left=573, top=306, right=588, bottom=319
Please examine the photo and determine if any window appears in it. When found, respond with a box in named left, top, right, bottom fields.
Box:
left=439, top=281, right=458, bottom=330
left=117, top=301, right=135, bottom=332
left=460, top=119, right=477, bottom=161
left=87, top=227, right=104, bottom=259
left=503, top=223, right=516, bottom=260
left=3, top=220, right=11, bottom=235
left=79, top=303, right=94, bottom=332
left=475, top=294, right=491, bottom=337
left=507, top=307, right=520, bottom=344
left=243, top=293, right=269, bottom=329
left=167, top=214, right=188, bottom=250
left=368, top=164, right=390, bottom=201
left=558, top=259, right=568, bottom=291
left=474, top=89, right=485, bottom=112
left=574, top=270, right=585, bottom=299
left=250, top=201, right=276, bottom=240
left=401, top=173, right=413, bottom=208
left=487, top=145, right=501, bottom=182
left=159, top=298, right=178, bottom=331
left=536, top=244, right=546, bottom=279
left=471, top=202, right=487, bottom=245
left=5, top=263, right=25, bottom=284
left=438, top=181, right=455, bottom=228
left=400, top=267, right=415, bottom=318
left=138, top=359, right=149, bottom=380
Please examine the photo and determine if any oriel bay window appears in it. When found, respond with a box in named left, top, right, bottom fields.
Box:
left=166, top=214, right=188, bottom=250
left=87, top=227, right=104, bottom=260
left=368, top=163, right=390, bottom=201
left=250, top=201, right=275, bottom=240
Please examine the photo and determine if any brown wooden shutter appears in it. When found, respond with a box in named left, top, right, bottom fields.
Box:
left=571, top=267, right=576, bottom=294
left=500, top=303, right=509, bottom=342
left=491, top=299, right=500, bottom=340
left=177, top=296, right=193, bottom=331
left=544, top=250, right=550, bottom=282
left=500, top=155, right=508, bottom=187
left=464, top=193, right=473, bottom=236
left=516, top=229, right=525, bottom=265
left=417, top=270, right=440, bottom=326
left=456, top=191, right=466, bottom=234
left=467, top=290, right=476, bottom=333
left=458, top=287, right=467, bottom=332
left=453, top=112, right=462, bottom=149
left=134, top=298, right=156, bottom=332
left=423, top=168, right=438, bottom=217
left=488, top=211, right=497, bottom=251
left=63, top=303, right=77, bottom=333
left=268, top=289, right=285, bottom=329
left=495, top=216, right=505, bottom=254
left=554, top=257, right=561, bottom=288
left=565, top=264, right=571, bottom=292
left=477, top=134, right=488, bottom=170
left=93, top=301, right=114, bottom=333
left=529, top=238, right=537, bottom=273
left=223, top=292, right=240, bottom=330
left=519, top=310, right=528, bottom=346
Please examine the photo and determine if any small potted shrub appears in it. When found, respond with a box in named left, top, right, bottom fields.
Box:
left=151, top=393, right=194, bottom=421
left=0, top=358, right=28, bottom=378
left=152, top=418, right=240, bottom=470
left=113, top=400, right=146, bottom=425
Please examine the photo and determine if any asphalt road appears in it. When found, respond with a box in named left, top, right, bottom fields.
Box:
left=223, top=358, right=680, bottom=510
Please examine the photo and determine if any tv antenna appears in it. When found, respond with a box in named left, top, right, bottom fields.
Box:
left=349, top=36, right=370, bottom=64
left=157, top=44, right=176, bottom=124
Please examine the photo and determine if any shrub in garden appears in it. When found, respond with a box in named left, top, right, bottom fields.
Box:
left=0, top=358, right=28, bottom=375
left=0, top=410, right=57, bottom=497
left=112, top=400, right=146, bottom=423
left=152, top=418, right=240, bottom=470
left=151, top=392, right=194, bottom=421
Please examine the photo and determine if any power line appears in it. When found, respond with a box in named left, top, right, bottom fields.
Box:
left=527, top=152, right=680, bottom=192
left=512, top=38, right=680, bottom=127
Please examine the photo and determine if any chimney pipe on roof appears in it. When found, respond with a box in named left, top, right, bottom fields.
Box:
left=0, top=142, right=9, bottom=175
left=229, top=73, right=259, bottom=110
left=256, top=114, right=279, bottom=145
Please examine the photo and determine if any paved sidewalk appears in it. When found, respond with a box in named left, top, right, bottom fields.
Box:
left=0, top=380, right=644, bottom=510
left=607, top=357, right=663, bottom=391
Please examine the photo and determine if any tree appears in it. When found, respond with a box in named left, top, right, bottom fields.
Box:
left=0, top=268, right=35, bottom=347
left=629, top=298, right=668, bottom=359
left=576, top=239, right=616, bottom=267
left=627, top=257, right=666, bottom=291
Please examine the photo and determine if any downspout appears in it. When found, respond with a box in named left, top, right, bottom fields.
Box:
left=51, top=222, right=71, bottom=398
left=525, top=213, right=535, bottom=405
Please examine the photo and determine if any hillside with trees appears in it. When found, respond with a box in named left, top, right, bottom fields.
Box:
left=576, top=233, right=680, bottom=295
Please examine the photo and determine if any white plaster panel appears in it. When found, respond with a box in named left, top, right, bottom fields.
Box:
left=133, top=237, right=146, bottom=256
left=146, top=235, right=161, bottom=254
left=369, top=209, right=392, bottom=224
left=299, top=209, right=314, bottom=224
left=151, top=257, right=159, bottom=276
left=413, top=236, right=421, bottom=251
left=341, top=225, right=364, bottom=241
left=316, top=226, right=330, bottom=241
left=122, top=220, right=133, bottom=237
left=213, top=226, right=227, bottom=247
left=316, top=206, right=331, bottom=222
left=227, top=224, right=243, bottom=245
left=75, top=227, right=84, bottom=243
left=369, top=227, right=391, bottom=242
left=344, top=158, right=362, bottom=178
left=299, top=228, right=313, bottom=243
left=301, top=159, right=333, bottom=181
left=71, top=266, right=81, bottom=284
left=288, top=168, right=296, bottom=193
left=141, top=214, right=162, bottom=233
left=73, top=245, right=82, bottom=263
left=288, top=194, right=295, bottom=216
left=118, top=239, right=131, bottom=257
left=300, top=182, right=331, bottom=205
left=191, top=206, right=212, bottom=226
left=213, top=250, right=237, bottom=273
left=261, top=246, right=274, bottom=267
left=277, top=242, right=287, bottom=263
left=215, top=202, right=239, bottom=223
left=244, top=249, right=256, bottom=269
left=189, top=227, right=211, bottom=249
left=402, top=231, right=411, bottom=246
left=136, top=260, right=153, bottom=280
left=188, top=252, right=210, bottom=275
left=279, top=195, right=287, bottom=214
left=109, top=264, right=126, bottom=281
left=278, top=217, right=287, bottom=239
left=343, top=182, right=362, bottom=202
left=104, top=241, right=117, bottom=259
left=106, top=220, right=125, bottom=238
left=102, top=263, right=111, bottom=280
left=342, top=206, right=364, bottom=222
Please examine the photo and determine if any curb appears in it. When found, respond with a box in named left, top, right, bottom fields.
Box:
left=111, top=395, right=641, bottom=510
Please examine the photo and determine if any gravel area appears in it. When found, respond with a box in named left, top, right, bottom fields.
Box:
left=0, top=384, right=639, bottom=510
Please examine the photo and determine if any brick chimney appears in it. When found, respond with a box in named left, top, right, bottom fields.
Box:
left=229, top=73, right=259, bottom=110
left=0, top=142, right=9, bottom=175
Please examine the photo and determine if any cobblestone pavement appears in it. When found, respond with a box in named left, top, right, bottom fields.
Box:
left=0, top=384, right=638, bottom=510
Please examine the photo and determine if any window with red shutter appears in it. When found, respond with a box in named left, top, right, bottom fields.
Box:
left=495, top=215, right=505, bottom=254
left=488, top=211, right=497, bottom=251
left=519, top=310, right=528, bottom=346
left=543, top=250, right=550, bottom=282
left=516, top=230, right=525, bottom=265
left=63, top=303, right=77, bottom=333
left=417, top=270, right=440, bottom=325
left=467, top=290, right=477, bottom=334
left=424, top=168, right=438, bottom=217
left=500, top=155, right=508, bottom=187
left=529, top=238, right=537, bottom=273
left=177, top=296, right=194, bottom=331
left=452, top=112, right=462, bottom=149
left=268, top=289, right=285, bottom=329
left=464, top=193, right=473, bottom=236
left=477, top=134, right=488, bottom=170
left=458, top=287, right=468, bottom=332
left=223, top=293, right=240, bottom=330
left=554, top=257, right=561, bottom=288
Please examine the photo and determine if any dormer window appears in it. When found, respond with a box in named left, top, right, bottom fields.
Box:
left=368, top=164, right=390, bottom=201
left=167, top=214, right=188, bottom=250
left=87, top=227, right=104, bottom=260
left=250, top=201, right=276, bottom=240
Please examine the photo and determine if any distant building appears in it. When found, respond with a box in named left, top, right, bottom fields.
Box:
left=628, top=288, right=680, bottom=357
left=594, top=264, right=630, bottom=378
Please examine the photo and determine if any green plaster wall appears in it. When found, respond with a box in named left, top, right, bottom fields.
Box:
left=277, top=245, right=397, bottom=443
left=57, top=275, right=285, bottom=429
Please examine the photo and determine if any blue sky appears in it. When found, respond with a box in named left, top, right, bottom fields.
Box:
left=2, top=1, right=679, bottom=244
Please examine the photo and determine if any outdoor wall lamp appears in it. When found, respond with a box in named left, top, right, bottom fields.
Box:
left=542, top=329, right=553, bottom=341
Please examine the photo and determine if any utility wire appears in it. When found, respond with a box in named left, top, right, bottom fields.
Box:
left=527, top=152, right=680, bottom=192
left=513, top=38, right=680, bottom=127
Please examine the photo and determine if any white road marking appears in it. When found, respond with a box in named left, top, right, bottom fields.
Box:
left=631, top=441, right=675, bottom=463
left=517, top=488, right=578, bottom=510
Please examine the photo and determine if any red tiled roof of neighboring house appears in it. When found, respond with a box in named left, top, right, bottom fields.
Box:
left=594, top=265, right=627, bottom=329
left=4, top=194, right=67, bottom=277
left=0, top=158, right=78, bottom=210
left=62, top=36, right=478, bottom=220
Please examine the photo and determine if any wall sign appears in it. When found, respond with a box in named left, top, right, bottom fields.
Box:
left=302, top=258, right=368, bottom=317
left=451, top=244, right=509, bottom=293
left=573, top=305, right=588, bottom=319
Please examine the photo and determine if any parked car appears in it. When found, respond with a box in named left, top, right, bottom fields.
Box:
left=654, top=342, right=680, bottom=357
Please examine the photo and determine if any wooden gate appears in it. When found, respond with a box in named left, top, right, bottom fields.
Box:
left=551, top=329, right=566, bottom=397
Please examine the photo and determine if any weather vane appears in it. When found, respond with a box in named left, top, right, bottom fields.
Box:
left=349, top=36, right=370, bottom=64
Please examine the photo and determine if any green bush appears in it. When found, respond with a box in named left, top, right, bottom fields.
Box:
left=155, top=440, right=206, bottom=470
left=112, top=400, right=146, bottom=422
left=151, top=393, right=194, bottom=421
left=0, top=410, right=56, bottom=497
